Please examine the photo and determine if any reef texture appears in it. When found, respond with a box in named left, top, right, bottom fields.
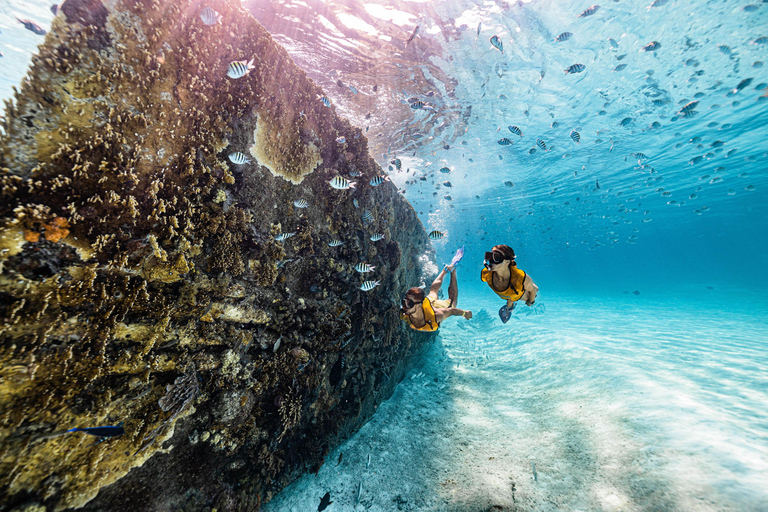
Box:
left=0, top=0, right=433, bottom=510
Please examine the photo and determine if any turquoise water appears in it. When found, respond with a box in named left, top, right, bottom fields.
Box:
left=2, top=0, right=768, bottom=509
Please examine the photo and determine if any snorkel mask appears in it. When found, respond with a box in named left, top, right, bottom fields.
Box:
left=483, top=250, right=505, bottom=270
left=401, top=297, right=416, bottom=312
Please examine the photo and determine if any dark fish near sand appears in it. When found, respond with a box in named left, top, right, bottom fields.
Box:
left=554, top=32, right=573, bottom=42
left=498, top=138, right=513, bottom=146
left=679, top=100, right=699, bottom=113
left=733, top=78, right=753, bottom=93
left=67, top=423, right=125, bottom=438
left=429, top=230, right=444, bottom=240
left=565, top=63, right=586, bottom=74
left=318, top=492, right=333, bottom=511
left=508, top=125, right=523, bottom=137
left=613, top=64, right=627, bottom=71
left=536, top=139, right=547, bottom=151
left=578, top=5, right=600, bottom=18
left=570, top=131, right=580, bottom=143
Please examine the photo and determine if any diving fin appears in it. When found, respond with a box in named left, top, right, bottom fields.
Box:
left=449, top=245, right=465, bottom=267
left=499, top=304, right=512, bottom=324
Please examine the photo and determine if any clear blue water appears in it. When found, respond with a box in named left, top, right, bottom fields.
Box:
left=2, top=0, right=768, bottom=509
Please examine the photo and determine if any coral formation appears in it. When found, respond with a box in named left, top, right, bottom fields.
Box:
left=0, top=0, right=431, bottom=510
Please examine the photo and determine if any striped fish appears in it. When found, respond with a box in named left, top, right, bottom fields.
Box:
left=200, top=7, right=222, bottom=25
left=275, top=232, right=296, bottom=242
left=537, top=139, right=547, bottom=151
left=370, top=233, right=384, bottom=242
left=641, top=41, right=661, bottom=52
left=508, top=125, right=523, bottom=137
left=349, top=170, right=361, bottom=177
left=570, top=131, right=580, bottom=143
left=330, top=176, right=355, bottom=190
left=370, top=175, right=390, bottom=187
left=293, top=199, right=309, bottom=209
left=328, top=239, right=344, bottom=247
left=490, top=35, right=504, bottom=53
left=498, top=138, right=513, bottom=146
left=336, top=136, right=346, bottom=143
left=554, top=32, right=572, bottom=42
left=410, top=101, right=425, bottom=110
left=227, top=59, right=254, bottom=79
left=360, top=280, right=380, bottom=291
left=354, top=262, right=375, bottom=273
left=353, top=198, right=359, bottom=208
left=439, top=167, right=450, bottom=173
left=578, top=5, right=600, bottom=17
left=228, top=151, right=250, bottom=164
left=678, top=101, right=699, bottom=113
left=428, top=230, right=444, bottom=240
left=565, top=63, right=586, bottom=74
left=362, top=210, right=374, bottom=224
left=392, top=158, right=402, bottom=170
left=349, top=85, right=358, bottom=94
left=320, top=96, right=331, bottom=107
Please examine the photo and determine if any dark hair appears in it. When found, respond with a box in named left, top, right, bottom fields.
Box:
left=492, top=244, right=516, bottom=261
left=406, top=287, right=425, bottom=302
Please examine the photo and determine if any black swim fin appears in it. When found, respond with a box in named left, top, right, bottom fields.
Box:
left=499, top=305, right=511, bottom=324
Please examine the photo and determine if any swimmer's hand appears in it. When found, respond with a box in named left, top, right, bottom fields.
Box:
left=462, top=310, right=472, bottom=320
left=499, top=305, right=511, bottom=324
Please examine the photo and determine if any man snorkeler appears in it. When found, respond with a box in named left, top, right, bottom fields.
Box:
left=481, top=244, right=538, bottom=323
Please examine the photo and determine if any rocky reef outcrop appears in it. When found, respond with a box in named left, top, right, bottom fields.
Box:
left=0, top=0, right=433, bottom=510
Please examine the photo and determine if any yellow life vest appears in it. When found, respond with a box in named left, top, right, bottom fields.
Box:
left=402, top=297, right=440, bottom=332
left=481, top=267, right=526, bottom=302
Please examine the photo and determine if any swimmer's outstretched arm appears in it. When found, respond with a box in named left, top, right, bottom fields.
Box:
left=429, top=267, right=450, bottom=296
left=439, top=307, right=472, bottom=321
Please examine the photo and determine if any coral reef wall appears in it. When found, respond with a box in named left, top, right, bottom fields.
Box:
left=0, top=0, right=433, bottom=510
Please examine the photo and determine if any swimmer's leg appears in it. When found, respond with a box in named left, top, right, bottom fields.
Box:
left=448, top=268, right=458, bottom=307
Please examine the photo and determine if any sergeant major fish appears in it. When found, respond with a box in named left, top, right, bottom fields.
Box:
left=227, top=59, right=255, bottom=79
left=565, top=63, right=586, bottom=74
left=228, top=152, right=250, bottom=164
left=320, top=96, right=331, bottom=107
left=328, top=239, right=344, bottom=247
left=508, top=125, right=523, bottom=137
left=199, top=6, right=222, bottom=25
left=370, top=233, right=385, bottom=241
left=354, top=262, right=375, bottom=273
left=578, top=5, right=600, bottom=18
left=330, top=176, right=355, bottom=189
left=293, top=199, right=309, bottom=209
left=536, top=139, right=547, bottom=151
left=641, top=41, right=661, bottom=52
left=554, top=32, right=573, bottom=42
left=498, top=138, right=513, bottom=146
left=428, top=230, right=444, bottom=240
left=370, top=175, right=390, bottom=187
left=275, top=232, right=296, bottom=242
left=570, top=131, right=580, bottom=143
left=490, top=35, right=504, bottom=54
left=360, top=280, right=380, bottom=291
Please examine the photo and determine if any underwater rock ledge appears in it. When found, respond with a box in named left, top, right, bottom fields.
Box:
left=0, top=0, right=433, bottom=510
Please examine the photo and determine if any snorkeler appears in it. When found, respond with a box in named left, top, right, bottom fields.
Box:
left=401, top=258, right=472, bottom=331
left=482, top=245, right=538, bottom=323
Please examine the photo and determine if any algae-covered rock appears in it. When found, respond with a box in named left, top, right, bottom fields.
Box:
left=0, top=0, right=432, bottom=510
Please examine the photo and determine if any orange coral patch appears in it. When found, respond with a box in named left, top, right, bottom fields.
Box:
left=42, top=217, right=70, bottom=243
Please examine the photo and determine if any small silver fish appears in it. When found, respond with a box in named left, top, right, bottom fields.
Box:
left=537, top=139, right=547, bottom=151
left=200, top=6, right=222, bottom=25
left=336, top=136, right=346, bottom=143
left=228, top=152, right=250, bottom=164
left=508, top=125, right=523, bottom=137
left=354, top=262, right=375, bottom=273
left=370, top=175, right=390, bottom=187
left=428, top=230, right=444, bottom=240
left=293, top=199, right=308, bottom=209
left=353, top=198, right=359, bottom=208
left=330, top=176, right=355, bottom=190
left=370, top=233, right=384, bottom=242
left=641, top=41, right=661, bottom=52
left=570, top=131, right=580, bottom=143
left=227, top=59, right=254, bottom=79
left=554, top=32, right=573, bottom=42
left=490, top=35, right=504, bottom=53
left=349, top=85, right=358, bottom=94
left=578, top=5, right=600, bottom=18
left=320, top=96, right=331, bottom=107
left=565, top=63, right=586, bottom=74
left=498, top=138, right=513, bottom=146
left=328, top=239, right=344, bottom=247
left=360, top=280, right=380, bottom=291
left=275, top=232, right=296, bottom=242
